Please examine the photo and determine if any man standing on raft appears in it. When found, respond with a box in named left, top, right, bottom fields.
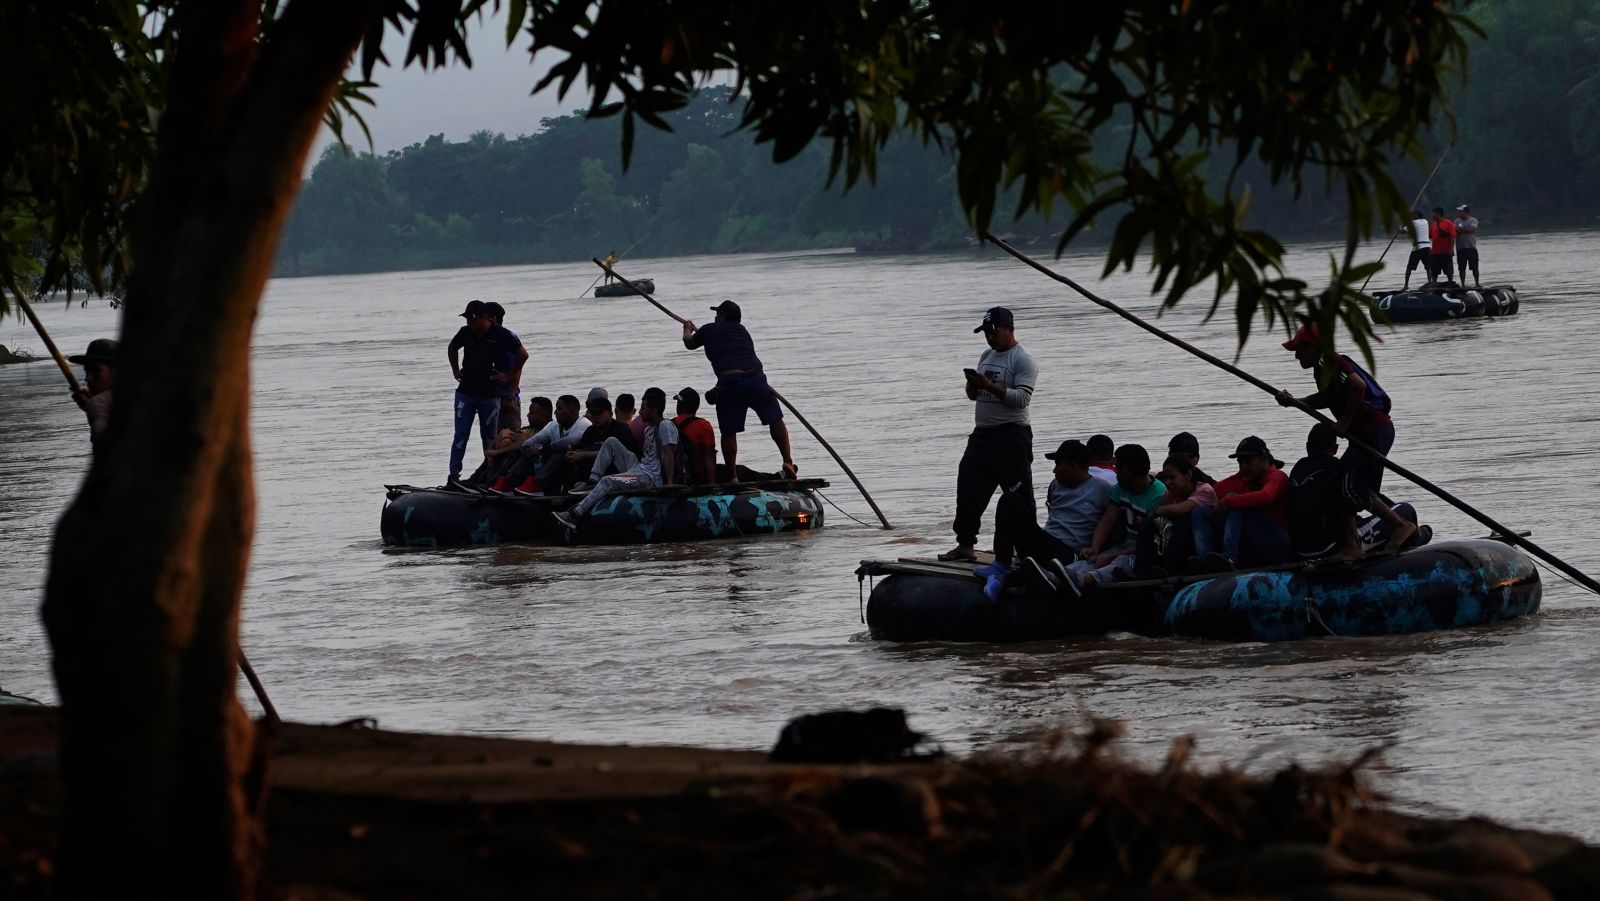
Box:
left=1277, top=325, right=1416, bottom=555
left=681, top=300, right=797, bottom=482
left=940, top=306, right=1037, bottom=563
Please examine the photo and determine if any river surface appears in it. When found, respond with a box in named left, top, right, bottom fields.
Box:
left=3, top=231, right=1598, bottom=837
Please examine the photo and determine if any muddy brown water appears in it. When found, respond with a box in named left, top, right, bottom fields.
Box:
left=2, top=233, right=1597, bottom=838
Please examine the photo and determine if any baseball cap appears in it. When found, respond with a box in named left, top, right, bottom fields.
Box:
left=1168, top=431, right=1200, bottom=458
left=1455, top=203, right=1471, bottom=212
left=709, top=300, right=742, bottom=322
left=1228, top=436, right=1283, bottom=467
left=586, top=387, right=609, bottom=405
left=459, top=299, right=488, bottom=319
left=1044, top=439, right=1090, bottom=466
left=1282, top=323, right=1320, bottom=352
left=586, top=395, right=612, bottom=414
left=674, top=387, right=701, bottom=408
left=974, top=306, right=1015, bottom=333
left=68, top=338, right=119, bottom=365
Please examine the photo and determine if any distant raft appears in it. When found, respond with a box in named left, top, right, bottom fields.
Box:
left=381, top=478, right=825, bottom=547
left=595, top=278, right=655, bottom=297
left=1372, top=283, right=1519, bottom=323
left=859, top=539, right=1540, bottom=644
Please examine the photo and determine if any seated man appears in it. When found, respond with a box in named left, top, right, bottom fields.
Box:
left=475, top=395, right=552, bottom=488
left=1058, top=444, right=1166, bottom=594
left=1289, top=423, right=1345, bottom=559
left=1132, top=455, right=1217, bottom=576
left=672, top=387, right=719, bottom=485
left=554, top=387, right=679, bottom=529
left=981, top=439, right=1112, bottom=600
left=1166, top=431, right=1215, bottom=484
left=563, top=396, right=640, bottom=489
left=1086, top=434, right=1118, bottom=486
left=497, top=394, right=587, bottom=495
left=1193, top=436, right=1292, bottom=570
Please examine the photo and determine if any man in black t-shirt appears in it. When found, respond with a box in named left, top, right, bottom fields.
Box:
left=1288, top=422, right=1345, bottom=559
left=681, top=299, right=796, bottom=481
left=446, top=299, right=527, bottom=488
left=561, top=396, right=641, bottom=489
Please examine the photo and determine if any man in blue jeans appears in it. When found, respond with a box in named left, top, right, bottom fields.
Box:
left=1191, top=436, right=1293, bottom=571
left=446, top=299, right=527, bottom=489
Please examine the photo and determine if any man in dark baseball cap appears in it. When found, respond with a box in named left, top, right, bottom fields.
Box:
left=446, top=299, right=527, bottom=489
left=672, top=387, right=718, bottom=484
left=68, top=339, right=119, bottom=449
left=682, top=299, right=796, bottom=481
left=942, top=304, right=1037, bottom=564
left=982, top=438, right=1112, bottom=601
left=1194, top=435, right=1292, bottom=571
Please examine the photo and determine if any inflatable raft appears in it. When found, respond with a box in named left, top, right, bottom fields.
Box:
left=860, top=539, right=1540, bottom=644
left=1371, top=283, right=1519, bottom=323
left=381, top=478, right=825, bottom=547
left=595, top=278, right=655, bottom=297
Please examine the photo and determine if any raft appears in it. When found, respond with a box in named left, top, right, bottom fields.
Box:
left=381, top=478, right=825, bottom=547
left=1371, top=283, right=1519, bottom=322
left=859, top=539, right=1540, bottom=644
left=595, top=278, right=655, bottom=297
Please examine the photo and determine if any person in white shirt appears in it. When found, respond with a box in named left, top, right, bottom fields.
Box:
left=493, top=394, right=587, bottom=495
left=1401, top=209, right=1430, bottom=290
left=1086, top=433, right=1118, bottom=486
left=555, top=387, right=679, bottom=529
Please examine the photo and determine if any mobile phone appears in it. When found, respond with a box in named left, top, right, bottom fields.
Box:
left=963, top=368, right=979, bottom=378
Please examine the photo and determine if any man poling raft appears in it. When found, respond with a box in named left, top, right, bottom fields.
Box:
left=681, top=300, right=798, bottom=482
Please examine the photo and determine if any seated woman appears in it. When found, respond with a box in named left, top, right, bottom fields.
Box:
left=1132, top=455, right=1217, bottom=576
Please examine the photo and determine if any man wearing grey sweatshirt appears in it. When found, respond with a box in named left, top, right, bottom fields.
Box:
left=940, top=306, right=1039, bottom=562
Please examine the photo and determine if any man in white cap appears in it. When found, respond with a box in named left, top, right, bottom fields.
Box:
left=1453, top=204, right=1480, bottom=287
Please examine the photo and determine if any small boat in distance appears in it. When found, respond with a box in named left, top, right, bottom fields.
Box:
left=595, top=278, right=655, bottom=297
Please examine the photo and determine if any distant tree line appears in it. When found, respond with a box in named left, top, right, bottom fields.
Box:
left=276, top=0, right=1600, bottom=277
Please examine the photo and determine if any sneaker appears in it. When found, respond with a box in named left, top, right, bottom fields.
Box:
left=512, top=487, right=541, bottom=497
left=445, top=477, right=477, bottom=494
left=568, top=479, right=595, bottom=494
left=491, top=476, right=511, bottom=493
left=1048, top=558, right=1075, bottom=591
left=1194, top=551, right=1236, bottom=574
left=551, top=510, right=580, bottom=531
left=974, top=560, right=1010, bottom=579
left=1021, top=558, right=1060, bottom=592
left=1055, top=565, right=1083, bottom=600
left=982, top=573, right=1005, bottom=603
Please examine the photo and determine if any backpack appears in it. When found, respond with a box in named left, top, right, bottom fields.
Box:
left=1339, top=354, right=1392, bottom=414
left=672, top=415, right=712, bottom=484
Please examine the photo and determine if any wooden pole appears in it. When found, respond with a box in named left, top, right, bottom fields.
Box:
left=983, top=232, right=1600, bottom=596
left=592, top=259, right=894, bottom=529
left=1359, top=146, right=1452, bottom=294
left=17, top=291, right=288, bottom=715
left=15, top=294, right=85, bottom=395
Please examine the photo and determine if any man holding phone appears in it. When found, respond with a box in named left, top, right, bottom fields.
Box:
left=940, top=306, right=1038, bottom=565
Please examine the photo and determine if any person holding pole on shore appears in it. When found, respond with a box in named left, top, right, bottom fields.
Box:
left=1276, top=325, right=1416, bottom=555
left=940, top=306, right=1037, bottom=564
left=681, top=300, right=797, bottom=482
left=68, top=339, right=118, bottom=451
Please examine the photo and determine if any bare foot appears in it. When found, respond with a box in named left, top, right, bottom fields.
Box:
left=781, top=462, right=799, bottom=480
left=1382, top=521, right=1418, bottom=554
left=938, top=544, right=977, bottom=562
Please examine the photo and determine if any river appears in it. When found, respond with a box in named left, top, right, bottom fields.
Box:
left=2, top=231, right=1596, bottom=838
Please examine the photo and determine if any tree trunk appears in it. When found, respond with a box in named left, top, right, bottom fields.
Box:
left=41, top=1, right=381, bottom=896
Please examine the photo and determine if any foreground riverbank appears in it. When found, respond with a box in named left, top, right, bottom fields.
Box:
left=1, top=705, right=1595, bottom=898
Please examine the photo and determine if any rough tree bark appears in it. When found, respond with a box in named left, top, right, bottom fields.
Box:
left=41, top=0, right=382, bottom=896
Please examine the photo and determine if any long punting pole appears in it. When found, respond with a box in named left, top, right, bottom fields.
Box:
left=1359, top=146, right=1453, bottom=294
left=14, top=292, right=286, bottom=717
left=593, top=259, right=894, bottom=530
left=982, top=232, right=1600, bottom=596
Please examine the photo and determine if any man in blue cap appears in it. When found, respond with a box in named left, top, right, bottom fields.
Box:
left=681, top=299, right=797, bottom=481
left=940, top=306, right=1038, bottom=564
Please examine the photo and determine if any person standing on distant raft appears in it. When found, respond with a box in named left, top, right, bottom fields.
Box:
left=602, top=250, right=618, bottom=284
left=1453, top=204, right=1481, bottom=288
left=1401, top=209, right=1430, bottom=291
left=939, top=306, right=1037, bottom=563
left=681, top=300, right=797, bottom=482
left=1426, top=206, right=1457, bottom=286
left=1276, top=324, right=1417, bottom=555
left=446, top=299, right=527, bottom=490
